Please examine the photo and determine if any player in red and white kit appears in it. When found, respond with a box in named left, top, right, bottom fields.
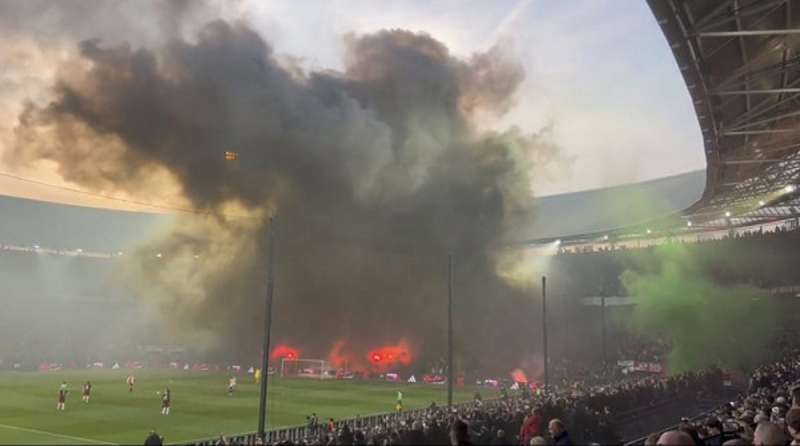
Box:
left=159, top=387, right=171, bottom=415
left=126, top=375, right=135, bottom=393
left=82, top=381, right=92, bottom=403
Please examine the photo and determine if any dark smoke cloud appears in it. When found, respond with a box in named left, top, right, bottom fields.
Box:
left=0, top=0, right=210, bottom=44
left=9, top=14, right=559, bottom=372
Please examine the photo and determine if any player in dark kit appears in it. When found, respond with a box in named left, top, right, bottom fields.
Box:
left=82, top=381, right=92, bottom=403
left=159, top=387, right=171, bottom=415
left=56, top=388, right=67, bottom=411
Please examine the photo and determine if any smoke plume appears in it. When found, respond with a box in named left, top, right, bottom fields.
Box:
left=7, top=8, right=557, bottom=372
left=621, top=244, right=778, bottom=374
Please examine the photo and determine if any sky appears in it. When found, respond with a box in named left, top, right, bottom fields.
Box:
left=0, top=0, right=706, bottom=210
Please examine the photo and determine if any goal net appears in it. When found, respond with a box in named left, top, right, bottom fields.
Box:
left=280, top=358, right=335, bottom=379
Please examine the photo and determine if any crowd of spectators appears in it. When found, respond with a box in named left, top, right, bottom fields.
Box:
left=544, top=334, right=670, bottom=389
left=190, top=351, right=800, bottom=446
left=191, top=367, right=723, bottom=446
left=556, top=222, right=798, bottom=256
left=644, top=351, right=800, bottom=446
left=241, top=333, right=796, bottom=446
left=615, top=336, right=670, bottom=364
left=177, top=336, right=800, bottom=446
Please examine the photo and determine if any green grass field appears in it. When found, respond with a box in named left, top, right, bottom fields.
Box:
left=0, top=370, right=495, bottom=444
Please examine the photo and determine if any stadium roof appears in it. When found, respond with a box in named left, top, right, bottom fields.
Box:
left=0, top=195, right=167, bottom=253
left=0, top=171, right=704, bottom=252
left=648, top=0, right=800, bottom=230
left=522, top=170, right=704, bottom=241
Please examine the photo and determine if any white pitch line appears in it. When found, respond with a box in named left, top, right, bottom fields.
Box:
left=0, top=422, right=116, bottom=445
left=169, top=435, right=217, bottom=445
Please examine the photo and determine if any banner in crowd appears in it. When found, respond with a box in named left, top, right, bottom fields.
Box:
left=384, top=373, right=400, bottom=382
left=617, top=360, right=663, bottom=374
left=423, top=374, right=446, bottom=384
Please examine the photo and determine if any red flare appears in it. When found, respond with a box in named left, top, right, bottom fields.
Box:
left=367, top=339, right=413, bottom=371
left=511, top=368, right=528, bottom=384
left=271, top=345, right=300, bottom=361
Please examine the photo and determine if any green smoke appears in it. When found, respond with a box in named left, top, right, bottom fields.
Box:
left=621, top=243, right=777, bottom=374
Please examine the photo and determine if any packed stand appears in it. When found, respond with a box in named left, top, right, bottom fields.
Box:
left=642, top=351, right=800, bottom=446
left=188, top=367, right=725, bottom=446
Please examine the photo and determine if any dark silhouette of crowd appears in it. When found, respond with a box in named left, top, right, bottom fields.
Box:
left=187, top=366, right=725, bottom=446
left=640, top=351, right=800, bottom=446
left=549, top=226, right=800, bottom=300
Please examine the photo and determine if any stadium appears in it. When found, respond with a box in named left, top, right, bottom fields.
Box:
left=2, top=1, right=800, bottom=445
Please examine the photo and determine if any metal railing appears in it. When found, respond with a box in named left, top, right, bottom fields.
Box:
left=182, top=399, right=480, bottom=446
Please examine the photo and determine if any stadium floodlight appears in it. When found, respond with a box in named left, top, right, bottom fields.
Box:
left=785, top=185, right=796, bottom=193
left=725, top=211, right=731, bottom=217
left=758, top=200, right=766, bottom=206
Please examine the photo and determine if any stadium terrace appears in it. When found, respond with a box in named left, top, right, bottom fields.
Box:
left=3, top=1, right=800, bottom=446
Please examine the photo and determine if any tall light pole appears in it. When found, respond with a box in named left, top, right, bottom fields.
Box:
left=542, top=276, right=549, bottom=389
left=601, top=290, right=607, bottom=365
left=223, top=150, right=275, bottom=438
left=257, top=217, right=276, bottom=440
left=447, top=253, right=454, bottom=408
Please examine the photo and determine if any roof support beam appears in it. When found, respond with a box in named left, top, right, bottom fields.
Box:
left=705, top=0, right=790, bottom=59
left=694, top=0, right=787, bottom=33
left=717, top=54, right=800, bottom=91
left=717, top=159, right=786, bottom=165
left=725, top=109, right=800, bottom=131
left=751, top=141, right=800, bottom=154
left=713, top=88, right=800, bottom=95
left=781, top=0, right=793, bottom=101
left=733, top=0, right=752, bottom=146
left=693, top=0, right=735, bottom=31
left=698, top=29, right=800, bottom=37
left=728, top=78, right=800, bottom=128
left=722, top=129, right=800, bottom=135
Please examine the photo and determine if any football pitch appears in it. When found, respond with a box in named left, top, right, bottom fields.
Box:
left=0, top=369, right=496, bottom=445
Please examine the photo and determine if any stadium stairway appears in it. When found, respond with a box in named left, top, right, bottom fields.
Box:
left=616, top=398, right=729, bottom=443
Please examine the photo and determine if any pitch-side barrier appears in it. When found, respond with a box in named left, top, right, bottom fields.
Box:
left=181, top=398, right=483, bottom=446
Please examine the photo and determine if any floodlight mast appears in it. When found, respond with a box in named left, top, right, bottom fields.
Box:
left=257, top=217, right=276, bottom=440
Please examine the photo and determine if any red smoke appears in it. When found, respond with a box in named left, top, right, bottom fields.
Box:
left=367, top=339, right=413, bottom=372
left=328, top=340, right=360, bottom=370
left=327, top=338, right=414, bottom=373
left=512, top=355, right=545, bottom=385
left=271, top=345, right=300, bottom=361
left=510, top=368, right=528, bottom=384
